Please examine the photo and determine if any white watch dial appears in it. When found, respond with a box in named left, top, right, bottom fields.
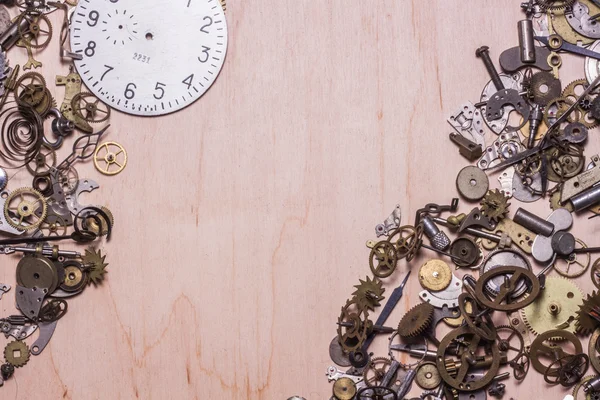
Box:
left=70, top=0, right=228, bottom=116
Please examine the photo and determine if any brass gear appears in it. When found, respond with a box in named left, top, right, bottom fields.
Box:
left=562, top=79, right=590, bottom=103
left=332, top=377, right=356, bottom=400
left=575, top=291, right=600, bottom=336
left=336, top=299, right=369, bottom=353
left=418, top=259, right=452, bottom=292
left=72, top=92, right=111, bottom=123
left=480, top=189, right=510, bottom=223
left=398, top=303, right=434, bottom=338
left=363, top=357, right=393, bottom=387
left=17, top=10, right=53, bottom=49
left=544, top=97, right=579, bottom=127
left=573, top=375, right=598, bottom=400
left=351, top=276, right=385, bottom=311
left=84, top=206, right=114, bottom=237
left=4, top=187, right=47, bottom=231
left=444, top=300, right=472, bottom=327
left=520, top=276, right=583, bottom=336
left=15, top=72, right=46, bottom=107
left=537, top=0, right=576, bottom=10
left=415, top=362, right=442, bottom=390
left=82, top=247, right=108, bottom=286
left=4, top=340, right=30, bottom=367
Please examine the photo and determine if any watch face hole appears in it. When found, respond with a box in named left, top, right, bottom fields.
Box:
left=146, top=32, right=154, bottom=41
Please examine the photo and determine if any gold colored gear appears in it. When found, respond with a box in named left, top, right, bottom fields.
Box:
left=82, top=247, right=108, bottom=286
left=398, top=303, right=434, bottom=338
left=363, top=357, right=393, bottom=387
left=554, top=239, right=590, bottom=278
left=84, top=206, right=114, bottom=237
left=544, top=97, right=579, bottom=127
left=71, top=92, right=111, bottom=123
left=520, top=276, right=583, bottom=336
left=480, top=189, right=510, bottom=223
left=94, top=142, right=127, bottom=176
left=4, top=187, right=47, bottom=231
left=15, top=71, right=46, bottom=106
left=336, top=299, right=369, bottom=353
left=4, top=340, right=30, bottom=367
left=40, top=215, right=67, bottom=237
left=17, top=11, right=53, bottom=49
left=418, top=259, right=452, bottom=292
left=573, top=375, right=597, bottom=400
left=415, top=362, right=442, bottom=390
left=550, top=190, right=574, bottom=212
left=332, top=377, right=356, bottom=400
left=351, top=276, right=385, bottom=311
left=575, top=291, right=600, bottom=336
left=562, top=79, right=589, bottom=102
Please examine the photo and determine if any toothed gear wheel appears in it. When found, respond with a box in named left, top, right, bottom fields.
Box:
left=480, top=189, right=510, bottom=223
left=398, top=303, right=434, bottom=338
left=536, top=0, right=576, bottom=10
left=575, top=291, right=600, bottom=336
left=336, top=299, right=369, bottom=353
left=4, top=187, right=47, bottom=231
left=82, top=247, right=108, bottom=286
left=520, top=277, right=583, bottom=337
left=562, top=79, right=589, bottom=101
left=351, top=276, right=385, bottom=311
left=363, top=357, right=393, bottom=387
left=4, top=340, right=29, bottom=367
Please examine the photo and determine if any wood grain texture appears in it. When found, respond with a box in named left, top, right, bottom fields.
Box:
left=0, top=1, right=597, bottom=399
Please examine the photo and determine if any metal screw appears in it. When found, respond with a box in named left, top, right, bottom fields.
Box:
left=476, top=46, right=505, bottom=91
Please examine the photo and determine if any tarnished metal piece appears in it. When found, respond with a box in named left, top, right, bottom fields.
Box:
left=375, top=205, right=401, bottom=237
left=456, top=166, right=489, bottom=201
left=519, top=19, right=536, bottom=63
left=514, top=207, right=555, bottom=236
left=561, top=155, right=600, bottom=202
left=447, top=102, right=487, bottom=148
left=531, top=209, right=574, bottom=263
left=449, top=132, right=483, bottom=161
left=478, top=132, right=524, bottom=170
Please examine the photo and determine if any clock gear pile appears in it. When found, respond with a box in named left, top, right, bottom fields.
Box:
left=317, top=1, right=600, bottom=399
left=0, top=0, right=131, bottom=387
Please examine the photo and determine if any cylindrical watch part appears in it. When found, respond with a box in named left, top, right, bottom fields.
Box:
left=583, top=375, right=600, bottom=392
left=421, top=215, right=450, bottom=251
left=571, top=184, right=600, bottom=212
left=513, top=207, right=554, bottom=236
left=518, top=19, right=535, bottom=63
left=551, top=231, right=576, bottom=256
left=0, top=17, right=28, bottom=52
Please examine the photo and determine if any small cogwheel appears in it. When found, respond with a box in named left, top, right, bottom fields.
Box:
left=4, top=340, right=30, bottom=368
left=398, top=303, right=434, bottom=338
left=82, top=247, right=109, bottom=286
left=575, top=291, right=600, bottom=336
left=536, top=0, right=576, bottom=10
left=351, top=276, right=385, bottom=311
left=3, top=187, right=47, bottom=231
left=480, top=189, right=510, bottom=223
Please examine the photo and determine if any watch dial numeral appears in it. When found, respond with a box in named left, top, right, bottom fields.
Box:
left=124, top=83, right=137, bottom=100
left=154, top=82, right=166, bottom=99
left=200, top=16, right=212, bottom=33
left=198, top=46, right=210, bottom=63
left=101, top=65, right=114, bottom=81
left=182, top=74, right=194, bottom=89
left=88, top=11, right=100, bottom=27
left=85, top=41, right=97, bottom=57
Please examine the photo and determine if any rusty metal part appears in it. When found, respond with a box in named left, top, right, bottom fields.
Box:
left=475, top=266, right=540, bottom=311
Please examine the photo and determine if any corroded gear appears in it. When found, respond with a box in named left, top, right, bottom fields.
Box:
left=562, top=79, right=590, bottom=104
left=530, top=329, right=583, bottom=375
left=419, top=259, right=452, bottom=292
left=4, top=340, right=30, bottom=368
left=398, top=303, right=434, bottom=338
left=351, top=276, right=385, bottom=311
left=369, top=240, right=397, bottom=278
left=17, top=10, right=53, bottom=49
left=415, top=362, right=442, bottom=390
left=71, top=92, right=111, bottom=123
left=575, top=291, right=600, bottom=336
left=15, top=71, right=46, bottom=107
left=4, top=187, right=47, bottom=231
left=480, top=189, right=510, bottom=223
left=363, top=357, right=393, bottom=387
left=332, top=377, right=356, bottom=400
left=84, top=206, right=114, bottom=237
left=336, top=299, right=369, bottom=353
left=495, top=325, right=525, bottom=363
left=537, top=0, right=576, bottom=10
left=82, top=247, right=108, bottom=286
left=520, top=277, right=583, bottom=336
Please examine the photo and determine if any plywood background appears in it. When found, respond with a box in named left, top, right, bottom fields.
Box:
left=0, top=1, right=598, bottom=399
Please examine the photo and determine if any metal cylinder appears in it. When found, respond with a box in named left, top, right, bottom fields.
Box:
left=518, top=19, right=535, bottom=63
left=551, top=231, right=576, bottom=256
left=0, top=17, right=29, bottom=52
left=513, top=207, right=554, bottom=236
left=422, top=215, right=450, bottom=251
left=584, top=375, right=600, bottom=392
left=571, top=184, right=600, bottom=212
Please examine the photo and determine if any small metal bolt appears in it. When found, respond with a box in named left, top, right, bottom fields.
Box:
left=476, top=46, right=505, bottom=91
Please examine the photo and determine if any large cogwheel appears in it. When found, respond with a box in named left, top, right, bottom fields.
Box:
left=4, top=187, right=47, bottom=231
left=520, top=277, right=583, bottom=336
left=536, top=0, right=576, bottom=10
left=336, top=299, right=369, bottom=353
left=4, top=340, right=30, bottom=367
left=351, top=276, right=385, bottom=311
left=82, top=247, right=109, bottom=286
left=575, top=291, right=600, bottom=336
left=480, top=189, right=510, bottom=223
left=398, top=303, right=434, bottom=338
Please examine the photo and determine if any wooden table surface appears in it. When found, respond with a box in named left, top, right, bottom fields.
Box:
left=1, top=1, right=598, bottom=399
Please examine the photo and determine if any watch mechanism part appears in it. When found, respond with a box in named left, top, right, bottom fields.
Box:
left=419, top=259, right=452, bottom=292
left=456, top=166, right=489, bottom=201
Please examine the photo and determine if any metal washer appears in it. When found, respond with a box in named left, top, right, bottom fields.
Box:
left=456, top=166, right=489, bottom=201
